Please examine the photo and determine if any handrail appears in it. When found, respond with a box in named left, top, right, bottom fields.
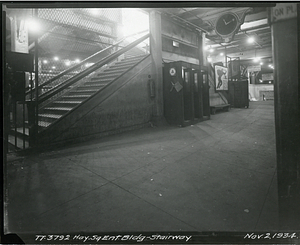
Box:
left=38, top=32, right=150, bottom=104
left=26, top=39, right=122, bottom=96
left=26, top=30, right=149, bottom=96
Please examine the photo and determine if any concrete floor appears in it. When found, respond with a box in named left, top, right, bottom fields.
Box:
left=5, top=101, right=278, bottom=240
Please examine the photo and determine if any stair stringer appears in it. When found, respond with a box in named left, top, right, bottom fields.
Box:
left=38, top=55, right=152, bottom=147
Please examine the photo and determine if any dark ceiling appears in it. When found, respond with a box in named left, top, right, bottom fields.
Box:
left=157, top=6, right=272, bottom=63
left=5, top=4, right=273, bottom=65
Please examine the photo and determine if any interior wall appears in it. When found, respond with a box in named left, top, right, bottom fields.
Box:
left=249, top=84, right=274, bottom=101
left=161, top=15, right=199, bottom=65
left=162, top=51, right=199, bottom=65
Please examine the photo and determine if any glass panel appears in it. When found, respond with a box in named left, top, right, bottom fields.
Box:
left=182, top=66, right=186, bottom=79
left=185, top=70, right=190, bottom=92
left=194, top=72, right=198, bottom=90
left=185, top=71, right=189, bottom=83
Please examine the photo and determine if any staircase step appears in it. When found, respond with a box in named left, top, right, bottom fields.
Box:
left=114, top=60, right=141, bottom=68
left=95, top=73, right=118, bottom=79
left=39, top=114, right=63, bottom=119
left=38, top=113, right=63, bottom=123
left=90, top=77, right=112, bottom=82
left=113, top=64, right=138, bottom=70
left=102, top=67, right=128, bottom=75
left=44, top=107, right=73, bottom=113
left=109, top=63, right=133, bottom=70
left=7, top=54, right=147, bottom=151
left=38, top=121, right=52, bottom=128
left=62, top=95, right=90, bottom=100
left=53, top=101, right=82, bottom=104
left=121, top=55, right=145, bottom=61
left=22, top=120, right=53, bottom=128
left=84, top=81, right=110, bottom=86
left=69, top=90, right=98, bottom=94
left=76, top=85, right=105, bottom=90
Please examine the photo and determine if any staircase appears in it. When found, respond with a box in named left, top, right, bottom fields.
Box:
left=8, top=55, right=147, bottom=150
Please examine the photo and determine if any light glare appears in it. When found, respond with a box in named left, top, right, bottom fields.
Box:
left=27, top=18, right=41, bottom=33
left=89, top=9, right=99, bottom=15
left=121, top=9, right=149, bottom=37
left=248, top=37, right=255, bottom=44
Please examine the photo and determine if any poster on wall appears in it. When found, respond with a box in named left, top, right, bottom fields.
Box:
left=214, top=65, right=228, bottom=91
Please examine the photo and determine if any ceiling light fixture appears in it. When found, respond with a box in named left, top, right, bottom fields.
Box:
left=26, top=18, right=41, bottom=33
left=247, top=36, right=255, bottom=44
left=89, top=8, right=99, bottom=15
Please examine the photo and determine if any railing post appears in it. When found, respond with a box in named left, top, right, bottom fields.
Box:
left=149, top=11, right=163, bottom=119
left=26, top=101, right=37, bottom=146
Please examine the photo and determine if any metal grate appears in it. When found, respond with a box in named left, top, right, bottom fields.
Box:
left=38, top=9, right=116, bottom=37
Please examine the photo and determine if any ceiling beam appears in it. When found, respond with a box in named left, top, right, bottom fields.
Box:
left=210, top=46, right=272, bottom=63
left=197, top=7, right=251, bottom=21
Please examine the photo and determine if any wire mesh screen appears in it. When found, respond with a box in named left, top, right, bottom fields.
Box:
left=34, top=8, right=121, bottom=87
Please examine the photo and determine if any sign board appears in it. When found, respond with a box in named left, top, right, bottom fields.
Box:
left=214, top=65, right=228, bottom=91
left=11, top=15, right=29, bottom=53
left=169, top=67, right=176, bottom=76
left=262, top=73, right=274, bottom=81
left=248, top=65, right=261, bottom=72
left=271, top=3, right=297, bottom=23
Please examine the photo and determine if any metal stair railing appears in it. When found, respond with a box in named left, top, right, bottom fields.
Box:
left=38, top=32, right=150, bottom=104
left=16, top=31, right=149, bottom=149
left=26, top=30, right=148, bottom=99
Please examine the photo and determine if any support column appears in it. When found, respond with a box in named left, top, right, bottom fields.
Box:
left=149, top=11, right=163, bottom=120
left=201, top=32, right=210, bottom=117
left=270, top=3, right=300, bottom=229
left=202, top=32, right=208, bottom=67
